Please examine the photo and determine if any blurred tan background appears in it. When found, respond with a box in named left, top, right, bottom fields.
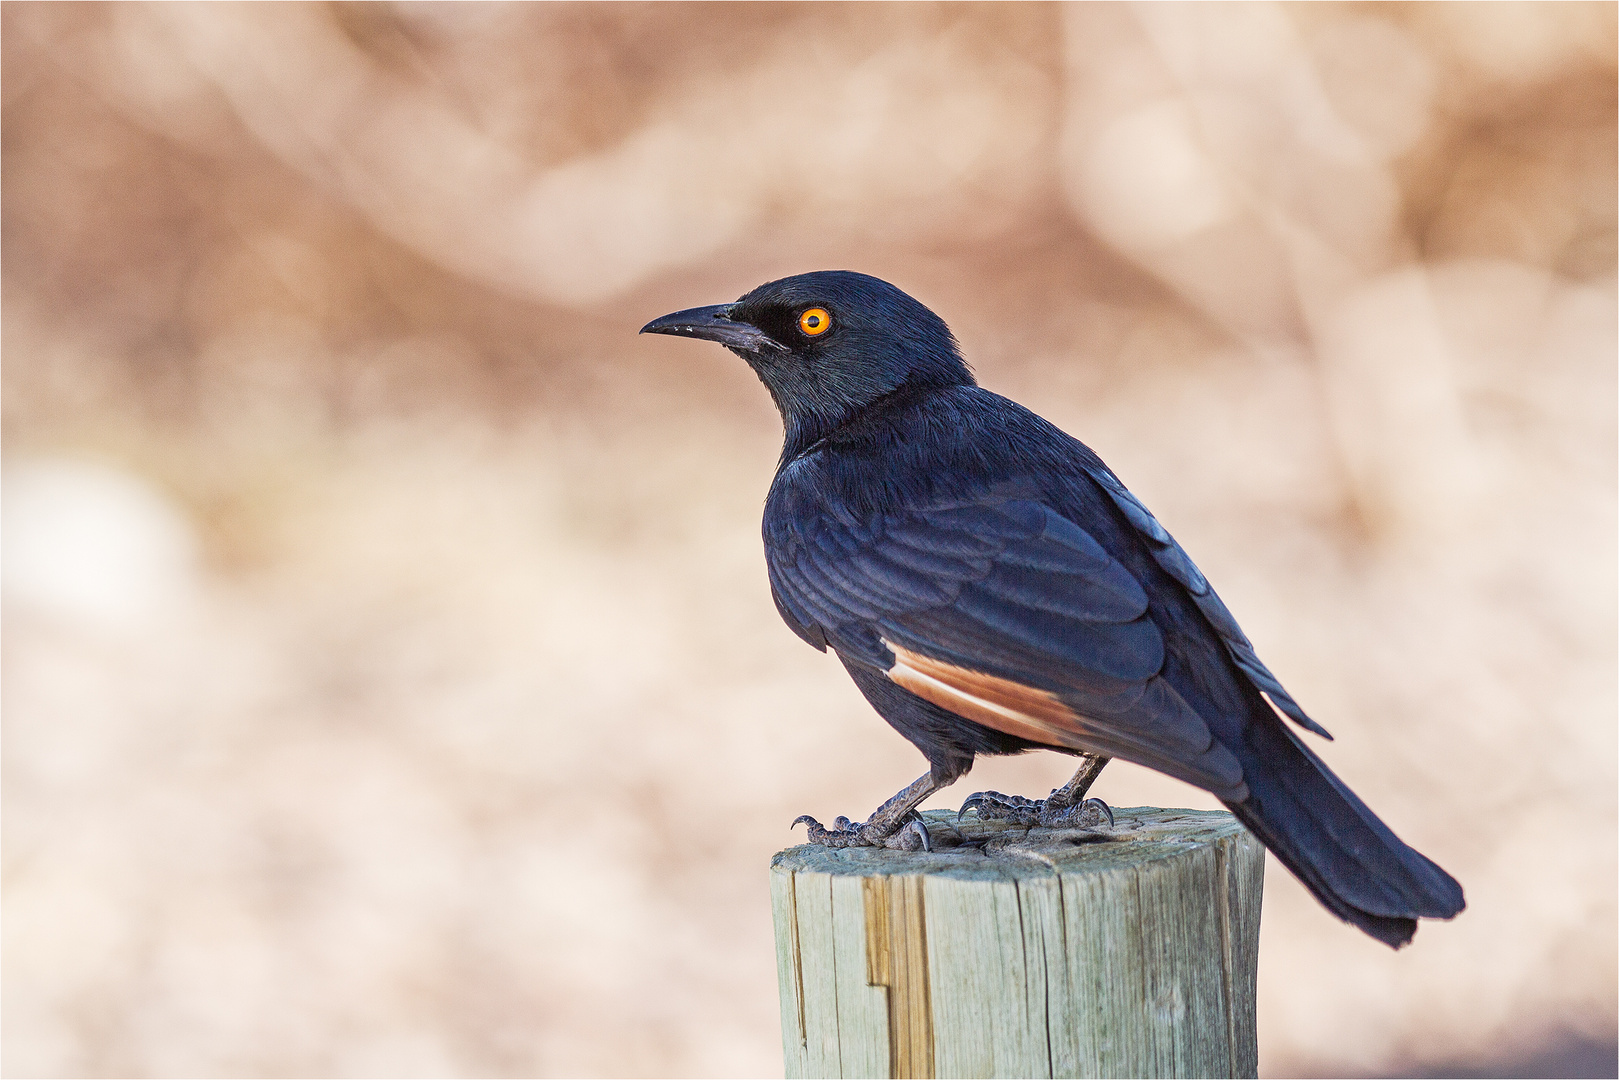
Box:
left=3, top=3, right=1615, bottom=1077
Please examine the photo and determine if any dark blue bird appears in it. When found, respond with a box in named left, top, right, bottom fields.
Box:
left=642, top=270, right=1463, bottom=948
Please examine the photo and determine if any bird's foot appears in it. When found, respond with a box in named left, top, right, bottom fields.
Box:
left=792, top=810, right=934, bottom=852
left=958, top=789, right=1114, bottom=830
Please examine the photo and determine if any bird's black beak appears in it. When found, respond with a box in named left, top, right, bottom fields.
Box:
left=639, top=304, right=784, bottom=353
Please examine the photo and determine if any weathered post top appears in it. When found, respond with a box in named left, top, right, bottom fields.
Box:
left=770, top=806, right=1264, bottom=1080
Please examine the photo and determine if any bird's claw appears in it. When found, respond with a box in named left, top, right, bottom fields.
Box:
left=957, top=790, right=1114, bottom=830
left=1065, top=797, right=1114, bottom=829
left=885, top=815, right=932, bottom=852
left=792, top=813, right=866, bottom=848
left=792, top=811, right=932, bottom=852
left=958, top=790, right=1040, bottom=821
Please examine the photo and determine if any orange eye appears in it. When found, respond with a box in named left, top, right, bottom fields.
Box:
left=798, top=308, right=831, bottom=336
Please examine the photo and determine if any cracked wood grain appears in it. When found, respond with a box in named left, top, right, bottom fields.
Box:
left=863, top=875, right=933, bottom=1079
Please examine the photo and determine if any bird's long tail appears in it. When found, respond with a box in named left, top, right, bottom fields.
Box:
left=1224, top=713, right=1465, bottom=949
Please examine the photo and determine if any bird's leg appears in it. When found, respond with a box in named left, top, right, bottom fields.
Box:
left=958, top=753, right=1115, bottom=829
left=1047, top=752, right=1111, bottom=809
left=793, top=771, right=939, bottom=852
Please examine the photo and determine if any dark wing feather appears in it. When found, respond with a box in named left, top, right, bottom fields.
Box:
left=1086, top=467, right=1333, bottom=740
left=766, top=497, right=1247, bottom=797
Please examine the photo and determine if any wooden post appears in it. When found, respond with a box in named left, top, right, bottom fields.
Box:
left=770, top=806, right=1264, bottom=1079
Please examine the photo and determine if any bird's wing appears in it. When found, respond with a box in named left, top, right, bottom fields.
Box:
left=1083, top=466, right=1332, bottom=740
left=767, top=497, right=1248, bottom=798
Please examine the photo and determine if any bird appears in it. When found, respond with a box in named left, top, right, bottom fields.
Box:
left=640, top=270, right=1464, bottom=948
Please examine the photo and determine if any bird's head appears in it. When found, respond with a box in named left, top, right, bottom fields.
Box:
left=641, top=271, right=973, bottom=458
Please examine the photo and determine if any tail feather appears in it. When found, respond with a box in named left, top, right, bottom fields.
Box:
left=1227, top=709, right=1464, bottom=949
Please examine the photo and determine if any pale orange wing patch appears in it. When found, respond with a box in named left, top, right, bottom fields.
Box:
left=883, top=641, right=1096, bottom=752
